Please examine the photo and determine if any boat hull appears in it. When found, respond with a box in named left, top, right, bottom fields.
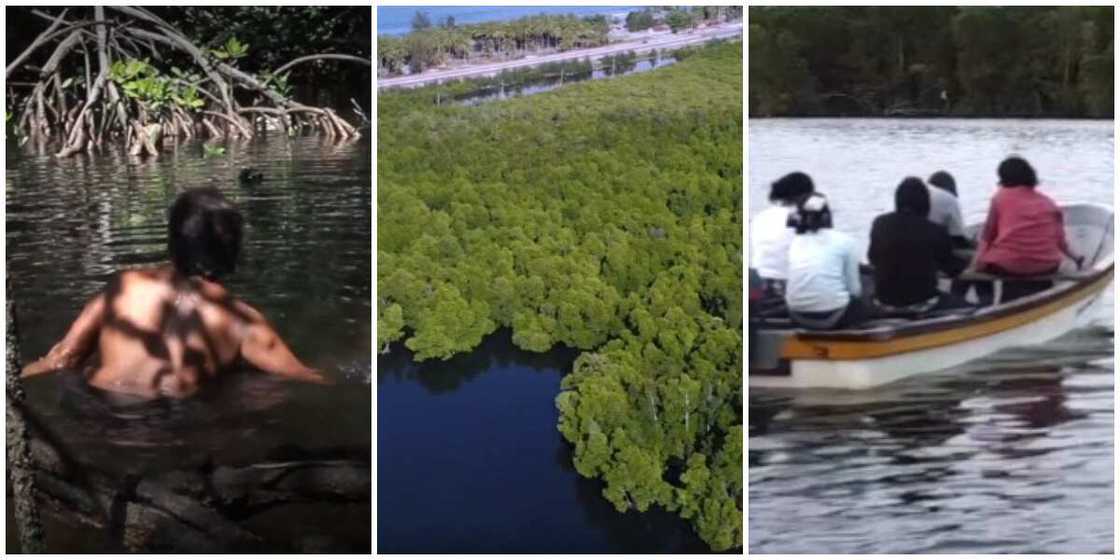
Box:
left=751, top=270, right=1109, bottom=389
left=749, top=202, right=1114, bottom=390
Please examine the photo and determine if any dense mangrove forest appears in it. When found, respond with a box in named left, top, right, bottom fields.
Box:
left=378, top=42, right=743, bottom=550
left=749, top=6, right=1114, bottom=117
left=6, top=6, right=371, bottom=156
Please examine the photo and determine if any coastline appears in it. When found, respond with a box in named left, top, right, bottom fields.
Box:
left=379, top=21, right=741, bottom=89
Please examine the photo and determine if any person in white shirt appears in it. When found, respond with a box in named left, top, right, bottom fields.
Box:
left=927, top=171, right=973, bottom=249
left=750, top=172, right=814, bottom=297
left=785, top=193, right=866, bottom=329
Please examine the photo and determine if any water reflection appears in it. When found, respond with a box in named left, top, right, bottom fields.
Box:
left=377, top=329, right=578, bottom=394
left=456, top=56, right=677, bottom=106
left=749, top=330, right=1114, bottom=554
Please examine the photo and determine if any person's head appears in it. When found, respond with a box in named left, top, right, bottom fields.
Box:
left=928, top=170, right=957, bottom=197
left=769, top=171, right=814, bottom=205
left=168, top=188, right=243, bottom=280
left=997, top=156, right=1038, bottom=188
left=895, top=177, right=931, bottom=218
left=789, top=192, right=832, bottom=234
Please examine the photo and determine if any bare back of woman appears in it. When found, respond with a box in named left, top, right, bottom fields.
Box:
left=22, top=189, right=328, bottom=398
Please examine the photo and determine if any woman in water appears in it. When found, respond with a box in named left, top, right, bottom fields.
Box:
left=22, top=188, right=329, bottom=398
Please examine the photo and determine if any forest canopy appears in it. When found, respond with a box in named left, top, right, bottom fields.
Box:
left=378, top=42, right=743, bottom=550
left=749, top=6, right=1114, bottom=117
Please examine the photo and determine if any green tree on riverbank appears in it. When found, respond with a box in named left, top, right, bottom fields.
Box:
left=6, top=7, right=370, bottom=156
left=749, top=6, right=1113, bottom=117
left=378, top=42, right=743, bottom=551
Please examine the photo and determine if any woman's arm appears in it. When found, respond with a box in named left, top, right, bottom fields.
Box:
left=235, top=300, right=332, bottom=384
left=977, top=197, right=999, bottom=256
left=1053, top=208, right=1083, bottom=268
left=22, top=293, right=106, bottom=377
left=843, top=236, right=862, bottom=297
left=867, top=217, right=883, bottom=267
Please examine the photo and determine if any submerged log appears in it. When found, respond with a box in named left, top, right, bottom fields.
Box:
left=6, top=274, right=46, bottom=553
left=15, top=408, right=370, bottom=552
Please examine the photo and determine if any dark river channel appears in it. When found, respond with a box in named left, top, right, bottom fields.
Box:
left=454, top=54, right=677, bottom=106
left=377, top=332, right=715, bottom=553
left=6, top=136, right=372, bottom=552
left=748, top=119, right=1114, bottom=553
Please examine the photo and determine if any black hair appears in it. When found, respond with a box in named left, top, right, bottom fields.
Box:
left=168, top=188, right=243, bottom=280
left=769, top=172, right=814, bottom=204
left=927, top=170, right=957, bottom=197
left=997, top=156, right=1038, bottom=188
left=895, top=177, right=931, bottom=218
left=789, top=193, right=832, bottom=234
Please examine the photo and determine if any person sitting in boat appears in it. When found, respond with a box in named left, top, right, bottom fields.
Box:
left=785, top=193, right=866, bottom=329
left=21, top=188, right=330, bottom=398
left=927, top=170, right=974, bottom=249
left=972, top=156, right=1084, bottom=303
left=868, top=177, right=971, bottom=315
left=750, top=171, right=815, bottom=299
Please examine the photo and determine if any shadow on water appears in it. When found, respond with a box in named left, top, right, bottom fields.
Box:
left=749, top=328, right=1114, bottom=554
left=377, top=328, right=579, bottom=394
left=6, top=135, right=372, bottom=552
left=377, top=330, right=720, bottom=553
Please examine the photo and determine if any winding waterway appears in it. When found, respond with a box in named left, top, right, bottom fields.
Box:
left=6, top=136, right=372, bottom=552
left=747, top=118, right=1114, bottom=553
left=377, top=333, right=713, bottom=553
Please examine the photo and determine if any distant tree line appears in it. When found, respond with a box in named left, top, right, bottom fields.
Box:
left=627, top=6, right=743, bottom=34
left=378, top=14, right=611, bottom=76
left=379, top=7, right=744, bottom=77
left=749, top=6, right=1113, bottom=117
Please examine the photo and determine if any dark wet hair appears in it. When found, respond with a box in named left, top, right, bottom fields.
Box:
left=928, top=170, right=957, bottom=197
left=769, top=172, right=814, bottom=204
left=997, top=156, right=1037, bottom=188
left=168, top=188, right=243, bottom=280
left=895, top=177, right=931, bottom=218
left=789, top=193, right=832, bottom=233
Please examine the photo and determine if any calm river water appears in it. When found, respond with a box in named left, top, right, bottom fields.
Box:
left=377, top=333, right=713, bottom=553
left=748, top=118, right=1114, bottom=553
left=6, top=136, right=372, bottom=552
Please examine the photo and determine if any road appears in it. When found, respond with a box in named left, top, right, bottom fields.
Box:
left=378, top=22, right=742, bottom=89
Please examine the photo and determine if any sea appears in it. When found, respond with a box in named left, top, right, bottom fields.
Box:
left=376, top=6, right=638, bottom=36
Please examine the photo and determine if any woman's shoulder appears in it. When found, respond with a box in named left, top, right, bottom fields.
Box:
left=756, top=204, right=791, bottom=220
left=824, top=228, right=857, bottom=247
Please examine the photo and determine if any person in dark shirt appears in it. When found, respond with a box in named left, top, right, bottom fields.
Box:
left=868, top=177, right=971, bottom=314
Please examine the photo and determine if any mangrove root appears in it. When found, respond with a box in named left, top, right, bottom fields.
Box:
left=9, top=7, right=371, bottom=158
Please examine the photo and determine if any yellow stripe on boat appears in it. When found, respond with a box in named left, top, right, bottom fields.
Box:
left=780, top=265, right=1113, bottom=360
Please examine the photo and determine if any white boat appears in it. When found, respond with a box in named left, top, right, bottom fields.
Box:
left=749, top=203, right=1114, bottom=390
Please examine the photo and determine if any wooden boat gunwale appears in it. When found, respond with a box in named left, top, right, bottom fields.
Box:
left=754, top=202, right=1114, bottom=363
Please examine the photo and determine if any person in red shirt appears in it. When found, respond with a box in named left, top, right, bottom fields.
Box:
left=972, top=156, right=1082, bottom=303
